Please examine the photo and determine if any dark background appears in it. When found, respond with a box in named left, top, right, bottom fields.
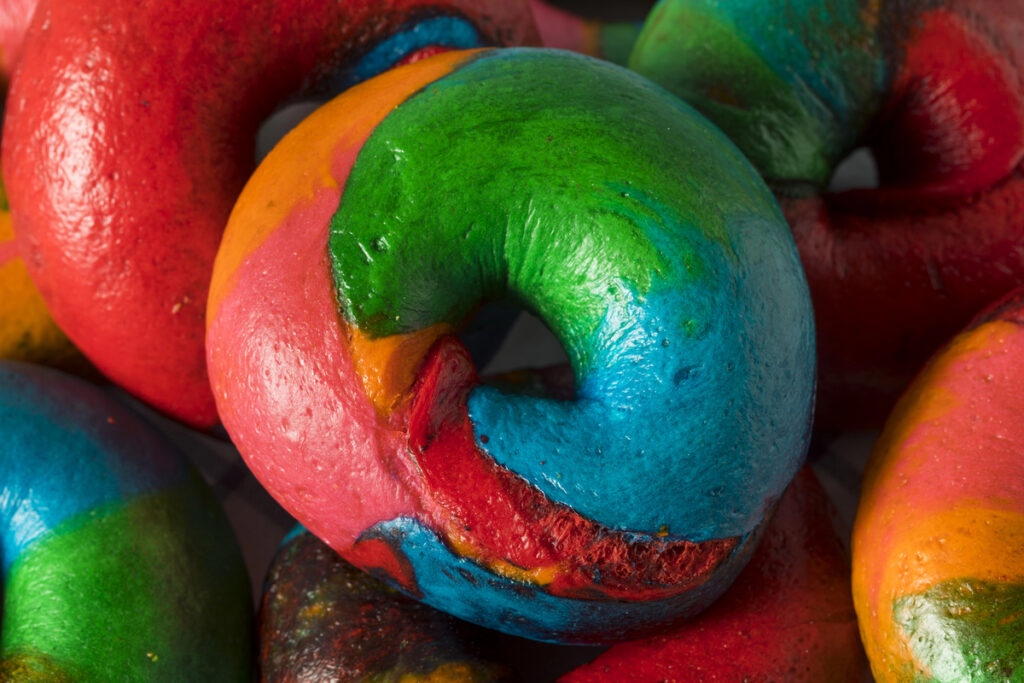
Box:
left=547, top=0, right=658, bottom=22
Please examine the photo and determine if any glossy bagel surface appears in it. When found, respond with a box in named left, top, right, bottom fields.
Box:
left=2, top=0, right=537, bottom=426
left=207, top=48, right=816, bottom=643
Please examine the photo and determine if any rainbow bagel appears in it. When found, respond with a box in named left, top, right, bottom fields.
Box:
left=260, top=526, right=507, bottom=682
left=1, top=0, right=537, bottom=427
left=207, top=48, right=816, bottom=643
left=629, top=0, right=1024, bottom=427
left=852, top=287, right=1024, bottom=681
left=259, top=470, right=866, bottom=681
left=0, top=361, right=252, bottom=680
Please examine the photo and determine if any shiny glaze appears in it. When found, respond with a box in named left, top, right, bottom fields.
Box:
left=0, top=0, right=77, bottom=368
left=208, top=48, right=815, bottom=643
left=565, top=468, right=867, bottom=682
left=260, top=526, right=507, bottom=682
left=0, top=361, right=252, bottom=681
left=630, top=0, right=1024, bottom=427
left=2, top=0, right=537, bottom=427
left=852, top=288, right=1024, bottom=682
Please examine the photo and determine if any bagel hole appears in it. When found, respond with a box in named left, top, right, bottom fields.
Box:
left=459, top=302, right=574, bottom=400
left=255, top=101, right=327, bottom=164
left=826, top=146, right=879, bottom=192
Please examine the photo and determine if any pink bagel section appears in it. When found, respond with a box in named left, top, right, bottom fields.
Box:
left=205, top=57, right=473, bottom=554
left=2, top=0, right=538, bottom=427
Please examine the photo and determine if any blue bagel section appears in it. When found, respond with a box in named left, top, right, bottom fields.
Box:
left=360, top=516, right=764, bottom=644
left=0, top=362, right=187, bottom=574
left=328, top=15, right=487, bottom=92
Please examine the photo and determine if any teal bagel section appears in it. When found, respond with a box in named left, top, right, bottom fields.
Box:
left=329, top=48, right=816, bottom=541
left=629, top=0, right=884, bottom=189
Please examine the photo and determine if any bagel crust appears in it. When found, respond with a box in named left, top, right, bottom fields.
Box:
left=208, top=48, right=816, bottom=643
left=630, top=0, right=1024, bottom=427
left=1, top=0, right=538, bottom=427
left=0, top=362, right=252, bottom=681
left=852, top=289, right=1024, bottom=681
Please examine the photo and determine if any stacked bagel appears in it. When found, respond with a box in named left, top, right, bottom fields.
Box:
left=630, top=0, right=1024, bottom=429
left=206, top=45, right=817, bottom=643
left=2, top=0, right=1021, bottom=680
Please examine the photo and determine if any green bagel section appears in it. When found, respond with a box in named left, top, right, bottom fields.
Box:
left=892, top=578, right=1024, bottom=682
left=0, top=470, right=253, bottom=682
left=331, top=47, right=779, bottom=381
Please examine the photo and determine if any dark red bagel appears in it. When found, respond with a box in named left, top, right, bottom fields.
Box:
left=260, top=527, right=508, bottom=682
left=2, top=0, right=537, bottom=426
left=630, top=0, right=1024, bottom=427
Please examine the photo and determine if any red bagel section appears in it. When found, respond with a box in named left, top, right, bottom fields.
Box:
left=630, top=1, right=1024, bottom=428
left=563, top=468, right=866, bottom=682
left=875, top=4, right=1024, bottom=196
left=401, top=339, right=738, bottom=602
left=2, top=0, right=537, bottom=426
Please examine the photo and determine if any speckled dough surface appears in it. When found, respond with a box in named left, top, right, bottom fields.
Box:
left=208, top=48, right=815, bottom=643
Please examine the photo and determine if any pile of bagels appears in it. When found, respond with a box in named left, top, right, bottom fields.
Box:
left=1, top=0, right=1020, bottom=681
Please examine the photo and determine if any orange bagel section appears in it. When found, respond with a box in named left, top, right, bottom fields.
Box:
left=0, top=177, right=78, bottom=366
